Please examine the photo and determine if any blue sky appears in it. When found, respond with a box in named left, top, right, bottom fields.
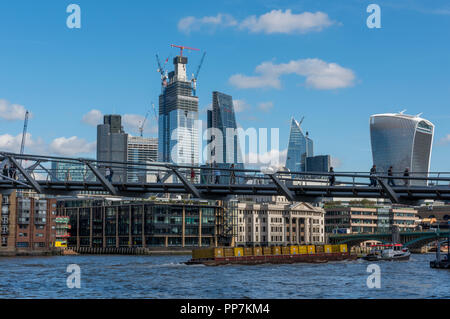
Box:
left=0, top=0, right=449, bottom=172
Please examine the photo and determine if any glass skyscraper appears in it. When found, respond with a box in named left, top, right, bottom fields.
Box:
left=158, top=56, right=199, bottom=165
left=285, top=117, right=313, bottom=172
left=370, top=112, right=434, bottom=185
left=207, top=91, right=243, bottom=167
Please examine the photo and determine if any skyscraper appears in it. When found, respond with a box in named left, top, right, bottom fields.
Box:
left=51, top=161, right=94, bottom=182
left=207, top=92, right=244, bottom=166
left=97, top=115, right=128, bottom=182
left=285, top=117, right=313, bottom=172
left=370, top=112, right=434, bottom=185
left=158, top=55, right=199, bottom=165
left=306, top=155, right=331, bottom=173
left=127, top=136, right=158, bottom=182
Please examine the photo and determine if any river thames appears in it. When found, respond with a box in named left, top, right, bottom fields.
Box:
left=0, top=253, right=448, bottom=299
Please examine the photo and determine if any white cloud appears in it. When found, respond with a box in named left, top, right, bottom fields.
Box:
left=49, top=136, right=96, bottom=156
left=331, top=157, right=342, bottom=169
left=233, top=99, right=251, bottom=113
left=123, top=114, right=158, bottom=135
left=178, top=13, right=238, bottom=34
left=240, top=10, right=335, bottom=34
left=81, top=109, right=157, bottom=135
left=246, top=148, right=288, bottom=169
left=229, top=58, right=356, bottom=90
left=0, top=133, right=45, bottom=153
left=82, top=109, right=103, bottom=126
left=178, top=10, right=336, bottom=35
left=438, top=134, right=450, bottom=145
left=258, top=101, right=274, bottom=112
left=0, top=99, right=31, bottom=121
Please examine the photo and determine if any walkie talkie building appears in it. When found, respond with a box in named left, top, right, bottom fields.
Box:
left=370, top=112, right=434, bottom=185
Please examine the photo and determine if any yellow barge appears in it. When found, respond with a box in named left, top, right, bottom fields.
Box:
left=186, top=244, right=356, bottom=266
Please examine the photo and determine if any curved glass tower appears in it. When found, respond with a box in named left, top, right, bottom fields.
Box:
left=285, top=117, right=313, bottom=172
left=370, top=112, right=434, bottom=185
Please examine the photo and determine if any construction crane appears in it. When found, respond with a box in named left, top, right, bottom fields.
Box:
left=170, top=44, right=199, bottom=57
left=138, top=102, right=157, bottom=137
left=191, top=52, right=206, bottom=96
left=156, top=54, right=169, bottom=90
left=139, top=110, right=150, bottom=138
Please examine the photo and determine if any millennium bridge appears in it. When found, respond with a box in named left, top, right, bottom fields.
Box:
left=1, top=152, right=450, bottom=205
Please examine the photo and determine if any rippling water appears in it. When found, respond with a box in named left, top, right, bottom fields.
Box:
left=0, top=254, right=448, bottom=298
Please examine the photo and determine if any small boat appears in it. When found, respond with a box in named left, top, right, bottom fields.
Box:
left=430, top=239, right=450, bottom=269
left=362, top=243, right=410, bottom=261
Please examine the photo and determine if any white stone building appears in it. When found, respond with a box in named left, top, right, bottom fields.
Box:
left=235, top=201, right=325, bottom=246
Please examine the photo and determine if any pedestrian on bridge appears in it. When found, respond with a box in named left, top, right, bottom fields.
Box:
left=403, top=168, right=410, bottom=186
left=214, top=162, right=221, bottom=184
left=230, top=164, right=236, bottom=185
left=156, top=171, right=162, bottom=183
left=190, top=168, right=196, bottom=183
left=329, top=167, right=335, bottom=186
left=369, top=165, right=377, bottom=187
left=105, top=166, right=113, bottom=183
left=9, top=164, right=17, bottom=180
left=2, top=165, right=9, bottom=179
left=387, top=166, right=396, bottom=187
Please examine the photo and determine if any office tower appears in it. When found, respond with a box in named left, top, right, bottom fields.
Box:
left=127, top=136, right=158, bottom=182
left=51, top=161, right=94, bottom=182
left=207, top=92, right=244, bottom=165
left=158, top=55, right=199, bottom=165
left=285, top=117, right=313, bottom=172
left=206, top=91, right=244, bottom=183
left=97, top=115, right=128, bottom=182
left=370, top=112, right=434, bottom=185
left=306, top=155, right=331, bottom=173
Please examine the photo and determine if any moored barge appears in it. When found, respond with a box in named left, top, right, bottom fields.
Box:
left=186, top=244, right=356, bottom=266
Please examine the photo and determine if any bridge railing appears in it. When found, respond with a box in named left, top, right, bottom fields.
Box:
left=1, top=151, right=450, bottom=198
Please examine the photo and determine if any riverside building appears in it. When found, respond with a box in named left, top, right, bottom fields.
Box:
left=234, top=201, right=325, bottom=247
left=0, top=191, right=62, bottom=256
left=324, top=205, right=418, bottom=234
left=56, top=198, right=226, bottom=249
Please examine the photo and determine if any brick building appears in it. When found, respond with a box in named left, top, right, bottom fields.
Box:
left=0, top=191, right=59, bottom=255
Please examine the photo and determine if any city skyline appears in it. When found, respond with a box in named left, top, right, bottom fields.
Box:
left=1, top=0, right=450, bottom=173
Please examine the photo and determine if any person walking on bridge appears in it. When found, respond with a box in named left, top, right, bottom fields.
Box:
left=387, top=166, right=396, bottom=187
left=403, top=167, right=410, bottom=186
left=214, top=162, right=221, bottom=184
left=190, top=167, right=196, bottom=183
left=230, top=164, right=236, bottom=185
left=329, top=167, right=336, bottom=186
left=369, top=165, right=377, bottom=187
left=105, top=166, right=113, bottom=183
left=2, top=165, right=9, bottom=179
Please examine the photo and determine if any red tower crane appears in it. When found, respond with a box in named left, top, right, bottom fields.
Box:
left=170, top=44, right=199, bottom=57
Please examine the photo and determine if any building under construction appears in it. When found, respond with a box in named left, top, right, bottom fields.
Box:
left=158, top=46, right=200, bottom=165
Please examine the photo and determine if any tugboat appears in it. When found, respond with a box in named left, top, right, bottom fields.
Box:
left=363, top=243, right=411, bottom=261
